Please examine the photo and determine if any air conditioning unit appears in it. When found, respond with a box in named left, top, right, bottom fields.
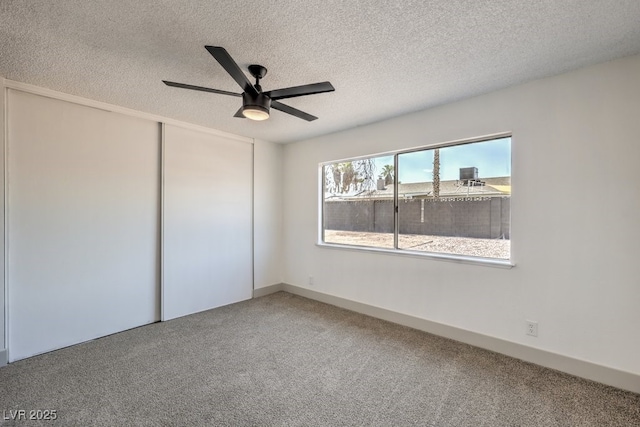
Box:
left=460, top=167, right=478, bottom=182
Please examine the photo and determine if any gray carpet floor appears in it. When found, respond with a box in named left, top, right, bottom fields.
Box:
left=0, top=291, right=638, bottom=426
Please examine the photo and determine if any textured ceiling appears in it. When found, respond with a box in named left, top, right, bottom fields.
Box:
left=2, top=1, right=640, bottom=143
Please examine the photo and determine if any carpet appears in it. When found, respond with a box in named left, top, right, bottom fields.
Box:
left=1, top=292, right=638, bottom=426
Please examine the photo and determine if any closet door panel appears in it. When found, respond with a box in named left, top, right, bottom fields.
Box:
left=8, top=90, right=160, bottom=361
left=163, top=125, right=252, bottom=320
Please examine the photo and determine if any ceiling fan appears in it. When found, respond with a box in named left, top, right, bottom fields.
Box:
left=163, top=46, right=335, bottom=122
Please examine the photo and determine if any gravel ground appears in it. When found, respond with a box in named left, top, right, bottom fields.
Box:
left=324, top=230, right=510, bottom=259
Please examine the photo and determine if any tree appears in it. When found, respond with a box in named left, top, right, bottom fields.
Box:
left=324, top=158, right=376, bottom=194
left=379, top=164, right=394, bottom=185
left=340, top=162, right=356, bottom=193
left=432, top=149, right=440, bottom=198
left=354, top=158, right=376, bottom=192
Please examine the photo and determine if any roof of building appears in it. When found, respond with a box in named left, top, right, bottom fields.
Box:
left=325, top=177, right=511, bottom=200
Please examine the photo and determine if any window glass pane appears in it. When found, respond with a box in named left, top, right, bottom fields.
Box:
left=397, top=137, right=511, bottom=259
left=323, top=155, right=395, bottom=248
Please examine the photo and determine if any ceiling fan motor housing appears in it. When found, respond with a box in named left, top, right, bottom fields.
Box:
left=242, top=92, right=271, bottom=115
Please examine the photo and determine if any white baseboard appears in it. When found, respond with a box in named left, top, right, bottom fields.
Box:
left=0, top=349, right=7, bottom=367
left=255, top=283, right=640, bottom=395
left=253, top=284, right=285, bottom=298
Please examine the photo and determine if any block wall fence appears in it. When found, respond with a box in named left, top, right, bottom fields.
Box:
left=324, top=197, right=510, bottom=239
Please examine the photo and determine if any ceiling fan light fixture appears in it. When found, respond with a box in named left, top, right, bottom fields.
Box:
left=242, top=92, right=271, bottom=121
left=242, top=105, right=270, bottom=121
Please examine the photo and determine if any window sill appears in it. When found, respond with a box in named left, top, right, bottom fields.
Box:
left=316, top=242, right=515, bottom=269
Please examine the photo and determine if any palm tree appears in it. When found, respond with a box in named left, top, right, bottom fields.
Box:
left=379, top=164, right=394, bottom=186
left=433, top=149, right=440, bottom=198
left=340, top=162, right=356, bottom=193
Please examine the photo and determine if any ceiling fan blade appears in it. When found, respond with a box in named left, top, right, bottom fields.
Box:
left=271, top=101, right=318, bottom=121
left=264, top=82, right=335, bottom=101
left=205, top=46, right=258, bottom=97
left=233, top=107, right=245, bottom=118
left=162, top=81, right=241, bottom=97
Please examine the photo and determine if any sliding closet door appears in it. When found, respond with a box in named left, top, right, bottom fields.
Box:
left=163, top=125, right=252, bottom=321
left=7, top=90, right=160, bottom=361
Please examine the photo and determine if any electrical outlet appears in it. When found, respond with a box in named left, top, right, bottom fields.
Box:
left=526, top=320, right=538, bottom=337
left=308, top=276, right=314, bottom=286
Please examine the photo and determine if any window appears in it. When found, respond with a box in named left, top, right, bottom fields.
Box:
left=321, top=136, right=511, bottom=262
left=323, top=154, right=395, bottom=249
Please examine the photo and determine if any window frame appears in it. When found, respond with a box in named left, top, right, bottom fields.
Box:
left=318, top=133, right=514, bottom=268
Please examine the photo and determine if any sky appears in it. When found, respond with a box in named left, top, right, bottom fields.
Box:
left=374, top=137, right=511, bottom=183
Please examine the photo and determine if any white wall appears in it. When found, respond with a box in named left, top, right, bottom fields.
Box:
left=282, top=54, right=640, bottom=378
left=253, top=139, right=283, bottom=289
left=0, top=80, right=6, bottom=364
